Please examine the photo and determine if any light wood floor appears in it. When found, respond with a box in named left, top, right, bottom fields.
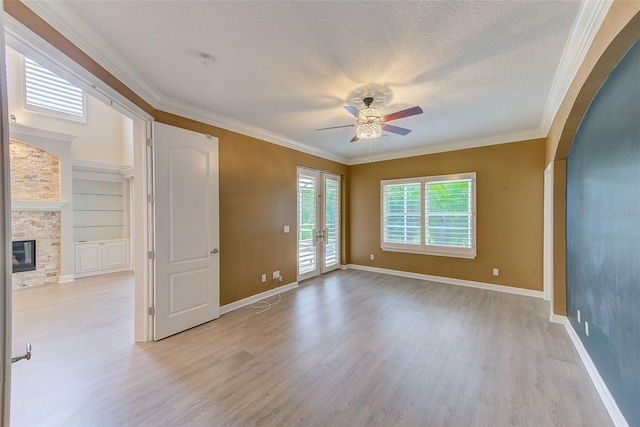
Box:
left=10, top=270, right=612, bottom=426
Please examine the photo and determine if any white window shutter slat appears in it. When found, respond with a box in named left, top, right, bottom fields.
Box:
left=24, top=57, right=85, bottom=117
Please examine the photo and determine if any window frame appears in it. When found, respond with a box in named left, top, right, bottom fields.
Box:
left=380, top=172, right=477, bottom=259
left=21, top=55, right=87, bottom=123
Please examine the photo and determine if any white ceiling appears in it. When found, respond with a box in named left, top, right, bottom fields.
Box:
left=24, top=1, right=596, bottom=163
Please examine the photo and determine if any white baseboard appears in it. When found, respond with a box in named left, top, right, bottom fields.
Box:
left=555, top=315, right=629, bottom=427
left=220, top=281, right=298, bottom=315
left=345, top=264, right=544, bottom=299
left=57, top=274, right=75, bottom=283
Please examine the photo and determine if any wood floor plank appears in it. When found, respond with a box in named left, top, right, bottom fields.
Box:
left=10, top=269, right=613, bottom=426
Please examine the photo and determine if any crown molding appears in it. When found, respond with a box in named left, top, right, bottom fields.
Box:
left=347, top=128, right=546, bottom=165
left=157, top=96, right=348, bottom=164
left=540, top=0, right=613, bottom=134
left=20, top=0, right=163, bottom=108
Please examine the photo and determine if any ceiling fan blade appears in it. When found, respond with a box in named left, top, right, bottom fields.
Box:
left=382, top=124, right=412, bottom=136
left=350, top=134, right=359, bottom=142
left=382, top=106, right=423, bottom=122
left=343, top=106, right=360, bottom=118
left=316, top=124, right=356, bottom=131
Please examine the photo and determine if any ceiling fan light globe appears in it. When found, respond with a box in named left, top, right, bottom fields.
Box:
left=356, top=123, right=382, bottom=140
left=359, top=107, right=381, bottom=122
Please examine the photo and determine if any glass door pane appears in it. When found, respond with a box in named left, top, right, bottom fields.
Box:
left=323, top=174, right=340, bottom=272
left=298, top=170, right=318, bottom=278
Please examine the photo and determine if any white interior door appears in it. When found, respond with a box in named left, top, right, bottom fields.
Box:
left=297, top=167, right=341, bottom=281
left=153, top=122, right=219, bottom=340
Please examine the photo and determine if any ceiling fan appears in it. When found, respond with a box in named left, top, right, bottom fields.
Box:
left=316, top=97, right=423, bottom=142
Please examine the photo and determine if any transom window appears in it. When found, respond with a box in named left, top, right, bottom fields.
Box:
left=23, top=56, right=86, bottom=120
left=381, top=172, right=476, bottom=259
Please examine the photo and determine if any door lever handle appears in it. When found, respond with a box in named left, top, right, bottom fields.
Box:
left=11, top=342, right=32, bottom=364
left=210, top=248, right=219, bottom=254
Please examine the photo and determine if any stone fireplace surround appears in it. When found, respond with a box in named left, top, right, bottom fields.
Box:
left=9, top=124, right=75, bottom=289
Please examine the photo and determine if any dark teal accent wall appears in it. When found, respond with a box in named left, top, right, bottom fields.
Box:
left=566, top=40, right=640, bottom=426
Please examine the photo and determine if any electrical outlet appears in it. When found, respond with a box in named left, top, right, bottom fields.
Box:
left=261, top=274, right=266, bottom=283
left=585, top=321, right=589, bottom=336
left=492, top=268, right=499, bottom=276
left=273, top=270, right=280, bottom=279
left=577, top=309, right=581, bottom=323
left=370, top=254, right=375, bottom=260
left=284, top=225, right=290, bottom=233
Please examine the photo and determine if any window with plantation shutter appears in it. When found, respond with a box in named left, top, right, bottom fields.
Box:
left=381, top=172, right=476, bottom=259
left=382, top=180, right=422, bottom=246
left=23, top=56, right=86, bottom=119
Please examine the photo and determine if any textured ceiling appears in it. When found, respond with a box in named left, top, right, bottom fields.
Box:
left=32, top=1, right=583, bottom=162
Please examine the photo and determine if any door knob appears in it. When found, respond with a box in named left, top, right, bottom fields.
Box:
left=11, top=342, right=32, bottom=364
left=210, top=248, right=219, bottom=254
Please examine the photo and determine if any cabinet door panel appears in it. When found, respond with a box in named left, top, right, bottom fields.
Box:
left=102, top=241, right=127, bottom=270
left=75, top=243, right=101, bottom=274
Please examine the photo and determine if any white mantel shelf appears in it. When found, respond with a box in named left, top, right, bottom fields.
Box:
left=11, top=201, right=68, bottom=211
left=10, top=123, right=76, bottom=144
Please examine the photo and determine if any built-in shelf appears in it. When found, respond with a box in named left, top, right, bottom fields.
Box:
left=73, top=170, right=126, bottom=242
left=73, top=192, right=123, bottom=196
left=11, top=200, right=68, bottom=211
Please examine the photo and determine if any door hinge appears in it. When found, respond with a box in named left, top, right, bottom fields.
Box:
left=147, top=194, right=155, bottom=203
left=148, top=250, right=155, bottom=260
left=148, top=307, right=155, bottom=316
left=146, top=138, right=154, bottom=147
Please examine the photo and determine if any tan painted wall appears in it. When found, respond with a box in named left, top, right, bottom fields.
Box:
left=155, top=112, right=347, bottom=305
left=349, top=139, right=545, bottom=290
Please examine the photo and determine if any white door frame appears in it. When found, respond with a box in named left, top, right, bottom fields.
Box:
left=1, top=3, right=14, bottom=423
left=297, top=167, right=342, bottom=281
left=543, top=162, right=554, bottom=317
left=3, top=16, right=155, bottom=342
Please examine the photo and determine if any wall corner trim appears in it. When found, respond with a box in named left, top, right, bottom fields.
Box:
left=219, top=282, right=299, bottom=315
left=558, top=315, right=629, bottom=427
left=345, top=264, right=543, bottom=299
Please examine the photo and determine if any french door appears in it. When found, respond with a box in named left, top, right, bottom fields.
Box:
left=297, top=167, right=341, bottom=281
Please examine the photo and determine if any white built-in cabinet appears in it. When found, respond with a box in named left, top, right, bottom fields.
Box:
left=72, top=160, right=132, bottom=278
left=74, top=239, right=128, bottom=277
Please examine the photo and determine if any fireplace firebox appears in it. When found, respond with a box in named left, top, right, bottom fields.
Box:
left=12, top=240, right=36, bottom=273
